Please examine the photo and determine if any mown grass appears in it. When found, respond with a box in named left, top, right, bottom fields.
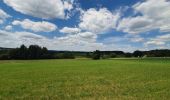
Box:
left=0, top=59, right=170, bottom=100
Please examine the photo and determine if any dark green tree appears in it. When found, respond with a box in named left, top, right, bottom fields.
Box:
left=133, top=50, right=144, bottom=58
left=28, top=45, right=42, bottom=59
left=62, top=52, right=75, bottom=59
left=19, top=45, right=28, bottom=59
left=125, top=53, right=132, bottom=57
left=110, top=53, right=117, bottom=58
left=92, top=50, right=101, bottom=60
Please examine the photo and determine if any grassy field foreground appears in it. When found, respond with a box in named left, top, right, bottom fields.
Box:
left=0, top=59, right=170, bottom=100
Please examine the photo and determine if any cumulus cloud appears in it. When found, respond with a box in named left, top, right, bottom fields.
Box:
left=117, top=16, right=154, bottom=34
left=58, top=31, right=97, bottom=44
left=118, top=0, right=170, bottom=34
left=79, top=8, right=120, bottom=34
left=3, top=0, right=74, bottom=19
left=60, top=27, right=81, bottom=34
left=1, top=0, right=170, bottom=51
left=12, top=19, right=57, bottom=32
left=0, top=9, right=10, bottom=24
left=78, top=32, right=97, bottom=40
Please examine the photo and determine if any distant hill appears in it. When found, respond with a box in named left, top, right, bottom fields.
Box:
left=0, top=47, right=12, bottom=50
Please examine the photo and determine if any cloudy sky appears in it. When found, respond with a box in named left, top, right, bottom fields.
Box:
left=0, top=0, right=170, bottom=52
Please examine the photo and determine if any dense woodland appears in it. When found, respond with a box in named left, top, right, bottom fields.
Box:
left=0, top=45, right=170, bottom=60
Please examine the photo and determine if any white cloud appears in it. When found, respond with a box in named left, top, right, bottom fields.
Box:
left=101, top=44, right=142, bottom=52
left=63, top=1, right=73, bottom=11
left=118, top=0, right=170, bottom=34
left=5, top=25, right=12, bottom=30
left=0, top=29, right=103, bottom=51
left=3, top=0, right=74, bottom=19
left=133, top=0, right=170, bottom=20
left=160, top=24, right=170, bottom=32
left=58, top=31, right=97, bottom=44
left=15, top=31, right=44, bottom=40
left=0, top=30, right=45, bottom=48
left=0, top=29, right=155, bottom=52
left=60, top=27, right=81, bottom=34
left=117, top=16, right=154, bottom=34
left=145, top=41, right=165, bottom=46
left=12, top=19, right=57, bottom=32
left=145, top=34, right=170, bottom=46
left=78, top=32, right=97, bottom=40
left=1, top=0, right=170, bottom=51
left=79, top=8, right=120, bottom=34
left=0, top=9, right=10, bottom=24
left=125, top=34, right=144, bottom=42
left=130, top=36, right=144, bottom=42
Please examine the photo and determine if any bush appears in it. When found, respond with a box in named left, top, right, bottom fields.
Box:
left=53, top=52, right=75, bottom=59
left=62, top=52, right=75, bottom=59
left=102, top=55, right=110, bottom=59
left=86, top=52, right=92, bottom=58
left=0, top=54, right=9, bottom=60
left=110, top=53, right=117, bottom=58
left=125, top=53, right=132, bottom=57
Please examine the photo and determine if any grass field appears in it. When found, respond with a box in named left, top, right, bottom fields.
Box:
left=0, top=59, right=170, bottom=100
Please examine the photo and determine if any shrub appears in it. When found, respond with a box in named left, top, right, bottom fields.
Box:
left=0, top=54, right=9, bottom=60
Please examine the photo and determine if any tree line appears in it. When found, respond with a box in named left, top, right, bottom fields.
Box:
left=0, top=45, right=75, bottom=60
left=91, top=50, right=170, bottom=60
left=0, top=45, right=170, bottom=60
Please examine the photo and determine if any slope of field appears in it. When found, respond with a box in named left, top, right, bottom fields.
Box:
left=0, top=59, right=170, bottom=100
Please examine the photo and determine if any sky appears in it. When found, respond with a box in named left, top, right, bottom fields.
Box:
left=0, top=0, right=170, bottom=52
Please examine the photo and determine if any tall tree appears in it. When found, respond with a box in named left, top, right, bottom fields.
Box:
left=133, top=50, right=144, bottom=58
left=19, top=45, right=28, bottom=59
left=28, top=45, right=42, bottom=59
left=92, top=50, right=101, bottom=60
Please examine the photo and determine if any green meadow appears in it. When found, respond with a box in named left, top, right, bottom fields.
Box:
left=0, top=59, right=170, bottom=100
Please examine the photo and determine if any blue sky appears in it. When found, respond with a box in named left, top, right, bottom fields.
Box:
left=0, top=0, right=170, bottom=52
